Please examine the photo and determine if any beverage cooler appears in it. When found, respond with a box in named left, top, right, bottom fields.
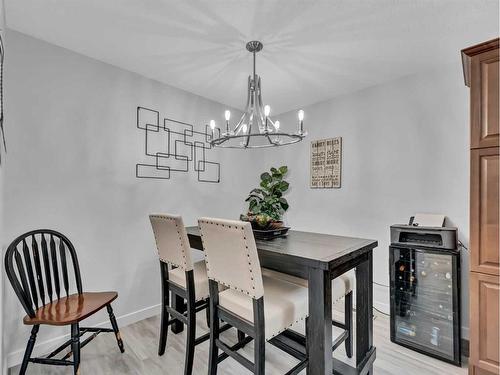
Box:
left=389, top=225, right=461, bottom=366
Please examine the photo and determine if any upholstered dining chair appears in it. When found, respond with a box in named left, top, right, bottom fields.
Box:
left=4, top=229, right=124, bottom=375
left=150, top=214, right=238, bottom=375
left=198, top=217, right=309, bottom=375
left=261, top=268, right=355, bottom=358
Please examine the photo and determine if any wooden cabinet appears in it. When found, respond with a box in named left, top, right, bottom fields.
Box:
left=463, top=38, right=500, bottom=375
left=470, top=148, right=499, bottom=275
left=470, top=273, right=500, bottom=375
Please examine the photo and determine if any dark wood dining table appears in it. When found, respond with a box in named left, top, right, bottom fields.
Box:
left=182, top=227, right=378, bottom=375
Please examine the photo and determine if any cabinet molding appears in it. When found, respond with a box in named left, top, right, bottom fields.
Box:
left=462, top=38, right=499, bottom=87
left=463, top=40, right=499, bottom=148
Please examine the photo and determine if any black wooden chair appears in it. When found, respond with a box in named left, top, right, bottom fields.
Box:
left=4, top=229, right=124, bottom=375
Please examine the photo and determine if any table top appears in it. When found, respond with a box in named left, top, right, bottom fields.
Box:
left=186, top=226, right=377, bottom=271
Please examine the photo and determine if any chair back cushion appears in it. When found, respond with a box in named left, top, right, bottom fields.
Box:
left=198, top=217, right=263, bottom=299
left=4, top=230, right=83, bottom=318
left=149, top=214, right=193, bottom=271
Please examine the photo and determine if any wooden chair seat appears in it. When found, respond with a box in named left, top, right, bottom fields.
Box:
left=23, top=291, right=118, bottom=326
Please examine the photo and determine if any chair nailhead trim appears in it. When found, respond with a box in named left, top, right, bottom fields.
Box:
left=199, top=219, right=263, bottom=298
left=269, top=314, right=308, bottom=339
left=151, top=215, right=193, bottom=272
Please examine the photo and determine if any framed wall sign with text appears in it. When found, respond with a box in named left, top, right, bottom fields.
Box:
left=310, top=137, right=342, bottom=188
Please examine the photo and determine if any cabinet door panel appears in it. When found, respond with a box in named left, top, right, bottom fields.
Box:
left=471, top=49, right=499, bottom=148
left=470, top=148, right=499, bottom=275
left=470, top=272, right=500, bottom=375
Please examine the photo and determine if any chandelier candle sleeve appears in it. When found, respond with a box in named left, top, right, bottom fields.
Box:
left=210, top=120, right=216, bottom=138
left=298, top=110, right=304, bottom=134
left=264, top=105, right=270, bottom=131
left=224, top=110, right=231, bottom=134
left=207, top=41, right=306, bottom=148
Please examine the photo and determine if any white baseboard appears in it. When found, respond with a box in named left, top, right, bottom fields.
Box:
left=7, top=303, right=160, bottom=369
left=372, top=282, right=390, bottom=315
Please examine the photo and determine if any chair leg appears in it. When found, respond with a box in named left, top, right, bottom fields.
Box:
left=19, top=325, right=39, bottom=375
left=345, top=291, right=353, bottom=358
left=253, top=297, right=265, bottom=375
left=305, top=317, right=309, bottom=358
left=184, top=270, right=197, bottom=375
left=237, top=330, right=245, bottom=343
left=171, top=292, right=186, bottom=333
left=184, top=302, right=196, bottom=375
left=205, top=302, right=211, bottom=329
left=71, top=323, right=81, bottom=375
left=254, top=332, right=265, bottom=374
left=107, top=304, right=125, bottom=353
left=208, top=280, right=220, bottom=375
left=159, top=262, right=170, bottom=356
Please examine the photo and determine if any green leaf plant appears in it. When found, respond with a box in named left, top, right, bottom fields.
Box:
left=242, top=166, right=290, bottom=228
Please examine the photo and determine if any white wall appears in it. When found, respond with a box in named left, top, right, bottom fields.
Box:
left=254, top=64, right=470, bottom=337
left=3, top=30, right=253, bottom=366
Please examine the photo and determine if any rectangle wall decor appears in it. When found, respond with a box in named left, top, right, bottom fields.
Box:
left=136, top=106, right=220, bottom=183
left=310, top=137, right=342, bottom=188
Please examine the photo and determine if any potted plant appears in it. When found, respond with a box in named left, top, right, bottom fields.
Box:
left=241, top=166, right=290, bottom=230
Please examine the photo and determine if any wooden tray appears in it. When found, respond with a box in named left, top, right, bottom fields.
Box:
left=252, top=227, right=290, bottom=240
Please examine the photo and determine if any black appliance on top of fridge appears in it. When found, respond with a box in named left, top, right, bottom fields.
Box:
left=389, top=224, right=461, bottom=366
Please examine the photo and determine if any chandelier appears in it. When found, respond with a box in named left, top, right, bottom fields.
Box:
left=208, top=41, right=306, bottom=148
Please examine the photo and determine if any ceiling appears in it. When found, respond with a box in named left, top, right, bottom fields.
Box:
left=5, top=0, right=499, bottom=114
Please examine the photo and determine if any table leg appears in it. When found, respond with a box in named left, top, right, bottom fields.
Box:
left=356, top=251, right=373, bottom=373
left=171, top=292, right=185, bottom=334
left=307, top=268, right=332, bottom=375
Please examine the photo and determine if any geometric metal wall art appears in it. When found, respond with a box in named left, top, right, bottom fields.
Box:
left=136, top=106, right=220, bottom=183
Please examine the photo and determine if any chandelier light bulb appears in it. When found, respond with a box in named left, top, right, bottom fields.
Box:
left=275, top=120, right=280, bottom=130
left=242, top=124, right=248, bottom=133
left=264, top=105, right=271, bottom=117
left=225, top=110, right=231, bottom=121
left=298, top=110, right=304, bottom=121
left=210, top=120, right=216, bottom=130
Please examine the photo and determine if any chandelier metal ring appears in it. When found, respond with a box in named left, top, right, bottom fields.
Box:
left=211, top=132, right=304, bottom=148
left=208, top=41, right=306, bottom=149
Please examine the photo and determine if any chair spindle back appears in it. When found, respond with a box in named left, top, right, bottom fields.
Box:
left=4, top=229, right=83, bottom=318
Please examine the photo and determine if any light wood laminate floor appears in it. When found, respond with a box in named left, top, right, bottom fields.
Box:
left=10, top=308, right=467, bottom=374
